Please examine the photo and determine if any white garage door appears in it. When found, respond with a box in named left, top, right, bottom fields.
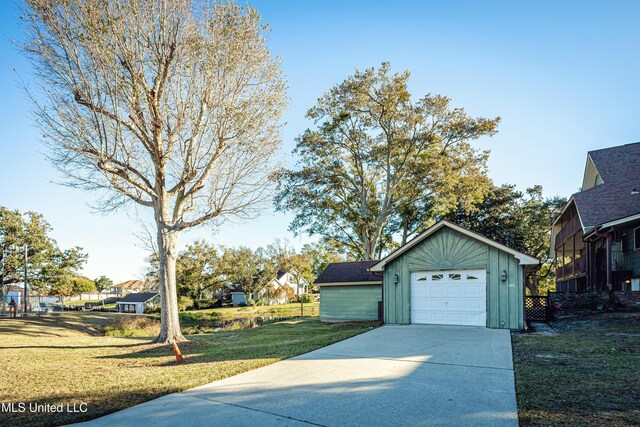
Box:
left=410, top=270, right=486, bottom=327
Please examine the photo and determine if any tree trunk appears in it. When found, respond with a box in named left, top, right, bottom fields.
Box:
left=524, top=265, right=540, bottom=296
left=401, top=218, right=408, bottom=246
left=363, top=238, right=376, bottom=261
left=155, top=227, right=187, bottom=344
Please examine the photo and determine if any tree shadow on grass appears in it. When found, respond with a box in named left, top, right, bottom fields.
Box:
left=0, top=340, right=148, bottom=350
left=94, top=319, right=378, bottom=366
left=0, top=313, right=121, bottom=337
left=4, top=356, right=529, bottom=427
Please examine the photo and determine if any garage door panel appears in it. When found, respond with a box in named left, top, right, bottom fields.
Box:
left=464, top=300, right=484, bottom=309
left=465, top=287, right=484, bottom=297
left=427, top=299, right=447, bottom=309
left=411, top=269, right=486, bottom=327
left=428, top=286, right=446, bottom=296
left=445, top=286, right=464, bottom=297
left=446, top=300, right=463, bottom=309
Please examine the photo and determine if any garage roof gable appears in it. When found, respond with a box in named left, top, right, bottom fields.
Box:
left=369, top=220, right=539, bottom=272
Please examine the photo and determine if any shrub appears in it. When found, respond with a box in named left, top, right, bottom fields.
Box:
left=300, top=293, right=313, bottom=303
left=284, top=286, right=296, bottom=302
left=194, top=299, right=220, bottom=310
left=178, top=296, right=194, bottom=311
left=103, top=316, right=160, bottom=337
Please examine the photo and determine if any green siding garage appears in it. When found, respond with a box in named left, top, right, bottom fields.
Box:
left=315, top=260, right=382, bottom=322
left=320, top=285, right=381, bottom=321
left=316, top=221, right=538, bottom=330
left=370, top=221, right=538, bottom=330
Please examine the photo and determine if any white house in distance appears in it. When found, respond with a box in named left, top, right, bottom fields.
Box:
left=227, top=270, right=310, bottom=306
left=268, top=270, right=309, bottom=300
left=116, top=292, right=159, bottom=314
left=111, top=280, right=145, bottom=297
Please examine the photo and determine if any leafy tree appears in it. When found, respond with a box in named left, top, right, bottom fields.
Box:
left=73, top=276, right=96, bottom=294
left=22, top=0, right=287, bottom=343
left=217, top=247, right=276, bottom=299
left=1, top=207, right=87, bottom=310
left=445, top=184, right=566, bottom=294
left=143, top=253, right=160, bottom=292
left=261, top=282, right=286, bottom=304
left=1, top=208, right=56, bottom=290
left=265, top=240, right=314, bottom=290
left=42, top=249, right=89, bottom=297
left=301, top=242, right=346, bottom=281
left=176, top=241, right=221, bottom=300
left=276, top=63, right=497, bottom=260
left=48, top=274, right=74, bottom=299
left=94, top=276, right=113, bottom=293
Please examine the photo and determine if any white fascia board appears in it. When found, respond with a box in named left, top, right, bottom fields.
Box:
left=317, top=281, right=382, bottom=287
left=601, top=213, right=640, bottom=228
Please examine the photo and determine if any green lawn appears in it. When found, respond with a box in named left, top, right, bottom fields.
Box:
left=0, top=311, right=375, bottom=426
left=186, top=302, right=319, bottom=318
left=60, top=299, right=102, bottom=306
left=512, top=311, right=640, bottom=426
left=178, top=302, right=319, bottom=332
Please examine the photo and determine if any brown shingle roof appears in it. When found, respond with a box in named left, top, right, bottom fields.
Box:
left=114, top=280, right=144, bottom=289
left=574, top=142, right=640, bottom=227
left=315, top=261, right=382, bottom=284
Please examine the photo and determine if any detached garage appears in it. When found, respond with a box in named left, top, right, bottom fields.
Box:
left=370, top=220, right=538, bottom=329
left=316, top=261, right=382, bottom=322
left=317, top=221, right=538, bottom=329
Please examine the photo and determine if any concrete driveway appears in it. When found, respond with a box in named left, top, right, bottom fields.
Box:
left=78, top=325, right=518, bottom=427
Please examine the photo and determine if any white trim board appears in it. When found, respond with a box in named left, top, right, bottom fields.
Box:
left=317, top=281, right=382, bottom=287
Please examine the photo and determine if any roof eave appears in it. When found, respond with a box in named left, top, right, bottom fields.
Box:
left=316, top=281, right=382, bottom=286
left=600, top=212, right=640, bottom=229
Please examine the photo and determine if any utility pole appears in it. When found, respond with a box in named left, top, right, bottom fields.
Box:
left=24, top=243, right=28, bottom=314
left=1, top=247, right=5, bottom=314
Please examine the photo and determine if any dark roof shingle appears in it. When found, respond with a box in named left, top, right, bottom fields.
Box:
left=315, top=261, right=381, bottom=284
left=575, top=142, right=640, bottom=227
left=117, top=292, right=158, bottom=303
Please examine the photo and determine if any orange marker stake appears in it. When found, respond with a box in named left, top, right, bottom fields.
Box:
left=173, top=342, right=185, bottom=364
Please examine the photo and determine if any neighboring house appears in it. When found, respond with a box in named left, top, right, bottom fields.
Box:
left=116, top=292, right=159, bottom=314
left=225, top=270, right=310, bottom=306
left=260, top=270, right=310, bottom=305
left=111, top=280, right=145, bottom=297
left=227, top=285, right=249, bottom=306
left=317, top=220, right=538, bottom=329
left=550, top=142, right=640, bottom=295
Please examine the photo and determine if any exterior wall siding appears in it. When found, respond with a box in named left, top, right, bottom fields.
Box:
left=620, top=227, right=640, bottom=276
left=383, top=228, right=524, bottom=329
left=320, top=285, right=382, bottom=321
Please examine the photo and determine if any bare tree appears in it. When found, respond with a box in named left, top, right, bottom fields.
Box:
left=21, top=0, right=287, bottom=343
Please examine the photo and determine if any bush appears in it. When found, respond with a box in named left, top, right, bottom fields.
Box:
left=103, top=316, right=160, bottom=337
left=193, top=299, right=221, bottom=310
left=284, top=286, right=296, bottom=302
left=178, top=296, right=194, bottom=311
left=299, top=293, right=313, bottom=303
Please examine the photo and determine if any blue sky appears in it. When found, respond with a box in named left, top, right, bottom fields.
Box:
left=1, top=0, right=639, bottom=282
